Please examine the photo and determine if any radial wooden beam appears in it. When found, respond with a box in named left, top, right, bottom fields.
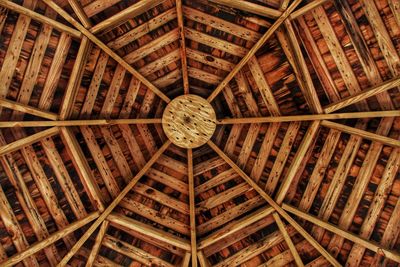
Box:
left=0, top=127, right=59, bottom=156
left=324, top=77, right=400, bottom=113
left=0, top=98, right=58, bottom=120
left=272, top=212, right=304, bottom=267
left=67, top=0, right=92, bottom=28
left=85, top=221, right=109, bottom=267
left=0, top=212, right=100, bottom=267
left=217, top=110, right=400, bottom=124
left=187, top=149, right=197, bottom=266
left=56, top=140, right=171, bottom=266
left=176, top=0, right=189, bottom=94
left=206, top=0, right=302, bottom=102
left=0, top=0, right=81, bottom=38
left=0, top=118, right=162, bottom=128
left=207, top=140, right=341, bottom=267
left=321, top=120, right=400, bottom=147
left=283, top=204, right=400, bottom=264
left=208, top=0, right=282, bottom=18
left=90, top=0, right=166, bottom=34
left=41, top=0, right=171, bottom=103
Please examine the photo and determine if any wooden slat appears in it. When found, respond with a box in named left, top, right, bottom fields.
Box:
left=209, top=0, right=281, bottom=18
left=0, top=212, right=100, bottom=267
left=388, top=0, right=400, bottom=26
left=138, top=49, right=180, bottom=77
left=153, top=68, right=182, bottom=88
left=283, top=204, right=400, bottom=264
left=83, top=0, right=120, bottom=18
left=0, top=98, right=58, bottom=120
left=85, top=221, right=109, bottom=267
left=186, top=48, right=235, bottom=72
left=100, top=65, right=126, bottom=118
left=56, top=140, right=171, bottom=266
left=321, top=120, right=400, bottom=147
left=289, top=0, right=330, bottom=20
left=237, top=123, right=261, bottom=168
left=188, top=67, right=223, bottom=85
left=207, top=0, right=303, bottom=102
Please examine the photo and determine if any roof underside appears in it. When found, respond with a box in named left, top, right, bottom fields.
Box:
left=0, top=0, right=399, bottom=266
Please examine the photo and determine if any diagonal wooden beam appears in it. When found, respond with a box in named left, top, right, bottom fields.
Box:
left=324, top=77, right=400, bottom=113
left=289, top=0, right=330, bottom=20
left=0, top=0, right=81, bottom=37
left=187, top=149, right=197, bottom=266
left=272, top=212, right=304, bottom=267
left=207, top=140, right=341, bottom=267
left=0, top=212, right=100, bottom=267
left=56, top=140, right=171, bottom=266
left=208, top=0, right=282, bottom=18
left=283, top=204, right=400, bottom=264
left=85, top=221, right=109, bottom=267
left=321, top=120, right=400, bottom=147
left=206, top=0, right=302, bottom=102
left=0, top=98, right=58, bottom=120
left=67, top=0, right=92, bottom=28
left=176, top=0, right=189, bottom=94
left=41, top=0, right=171, bottom=103
left=0, top=118, right=162, bottom=128
left=217, top=110, right=400, bottom=124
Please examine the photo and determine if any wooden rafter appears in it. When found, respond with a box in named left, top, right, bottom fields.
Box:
left=176, top=0, right=189, bottom=94
left=187, top=149, right=197, bottom=266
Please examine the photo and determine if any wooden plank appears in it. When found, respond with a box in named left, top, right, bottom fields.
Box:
left=283, top=204, right=400, bottom=264
left=42, top=0, right=171, bottom=103
left=222, top=85, right=242, bottom=117
left=100, top=64, right=126, bottom=118
left=207, top=140, right=341, bottom=267
left=138, top=49, right=180, bottom=77
left=237, top=123, right=261, bottom=168
left=0, top=0, right=81, bottom=37
left=209, top=0, right=281, bottom=18
left=321, top=120, right=400, bottom=147
left=90, top=0, right=166, bottom=33
left=176, top=0, right=189, bottom=94
left=198, top=206, right=274, bottom=249
left=183, top=6, right=262, bottom=42
left=60, top=127, right=105, bottom=211
left=324, top=77, right=400, bottom=113
left=187, top=149, right=197, bottom=266
left=248, top=56, right=281, bottom=116
left=273, top=212, right=304, bottom=267
left=207, top=0, right=303, bottom=102
left=217, top=110, right=400, bottom=124
left=289, top=0, right=330, bottom=20
left=60, top=37, right=92, bottom=119
left=83, top=0, right=120, bottom=18
left=0, top=127, right=59, bottom=156
left=107, top=212, right=191, bottom=251
left=188, top=67, right=222, bottom=85
left=198, top=250, right=211, bottom=267
left=0, top=98, right=58, bottom=120
left=152, top=68, right=182, bottom=88
left=0, top=212, right=100, bottom=267
left=235, top=71, right=260, bottom=116
left=388, top=0, right=400, bottom=26
left=107, top=8, right=177, bottom=50
left=56, top=140, right=171, bottom=266
left=119, top=78, right=141, bottom=119
left=186, top=48, right=235, bottom=72
left=180, top=252, right=191, bottom=267
left=0, top=6, right=7, bottom=34
left=124, top=28, right=179, bottom=64
left=0, top=118, right=162, bottom=127
left=68, top=0, right=92, bottom=28
left=85, top=221, right=109, bottom=267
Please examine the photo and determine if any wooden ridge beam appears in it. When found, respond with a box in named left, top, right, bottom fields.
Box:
left=0, top=212, right=100, bottom=267
left=217, top=110, right=400, bottom=124
left=0, top=127, right=59, bottom=156
left=0, top=0, right=81, bottom=37
left=324, top=77, right=400, bottom=113
left=207, top=0, right=302, bottom=102
left=208, top=0, right=281, bottom=19
left=42, top=0, right=171, bottom=103
left=56, top=140, right=171, bottom=266
left=0, top=98, right=58, bottom=120
left=321, top=120, right=400, bottom=147
left=207, top=140, right=341, bottom=266
left=283, top=204, right=400, bottom=264
left=187, top=149, right=197, bottom=266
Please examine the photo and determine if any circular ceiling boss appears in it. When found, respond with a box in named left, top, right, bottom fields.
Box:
left=162, top=94, right=217, bottom=148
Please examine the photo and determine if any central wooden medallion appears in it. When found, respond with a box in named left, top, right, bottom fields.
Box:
left=162, top=94, right=217, bottom=148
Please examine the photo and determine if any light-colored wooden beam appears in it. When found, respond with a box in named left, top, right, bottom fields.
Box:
left=324, top=77, right=400, bottom=113
left=90, top=0, right=166, bottom=34
left=289, top=0, right=330, bottom=20
left=176, top=0, right=189, bottom=94
left=0, top=98, right=58, bottom=120
left=321, top=120, right=400, bottom=147
left=273, top=212, right=304, bottom=267
left=207, top=140, right=341, bottom=267
left=209, top=0, right=282, bottom=18
left=85, top=221, right=109, bottom=267
left=56, top=140, right=171, bottom=266
left=67, top=0, right=92, bottom=28
left=207, top=0, right=303, bottom=102
left=0, top=212, right=100, bottom=267
left=283, top=204, right=400, bottom=264
left=0, top=118, right=162, bottom=128
left=187, top=149, right=197, bottom=266
left=0, top=127, right=59, bottom=156
left=42, top=0, right=171, bottom=103
left=217, top=110, right=400, bottom=124
left=0, top=0, right=81, bottom=37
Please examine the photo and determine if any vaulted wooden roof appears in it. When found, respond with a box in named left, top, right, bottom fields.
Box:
left=0, top=0, right=399, bottom=266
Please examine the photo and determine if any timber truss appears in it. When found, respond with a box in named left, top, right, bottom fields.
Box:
left=0, top=0, right=399, bottom=266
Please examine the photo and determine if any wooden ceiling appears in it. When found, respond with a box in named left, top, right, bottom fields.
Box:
left=0, top=0, right=399, bottom=266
